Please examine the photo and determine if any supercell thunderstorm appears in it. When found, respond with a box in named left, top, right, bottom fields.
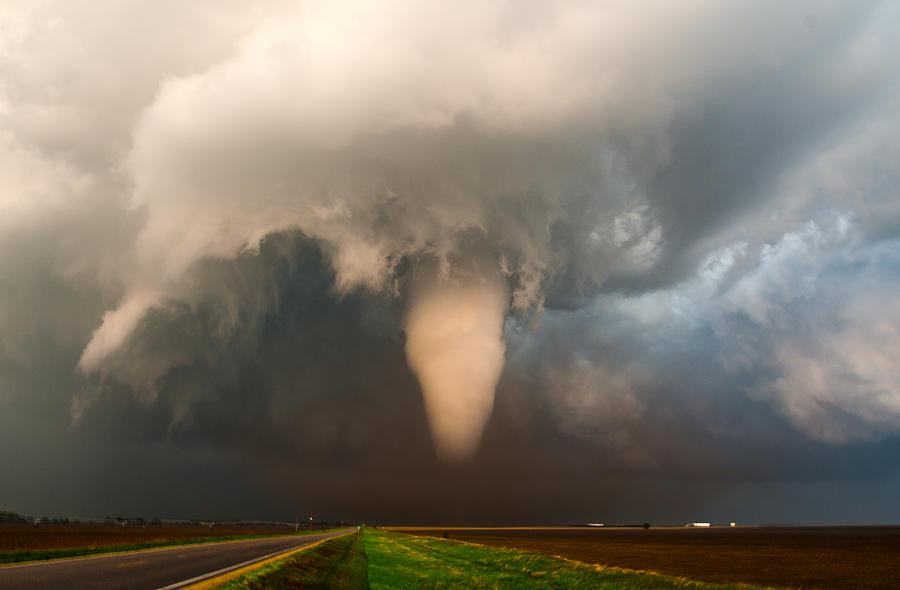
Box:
left=1, top=0, right=899, bottom=521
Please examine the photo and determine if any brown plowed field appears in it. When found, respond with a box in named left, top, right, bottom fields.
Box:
left=394, top=526, right=900, bottom=590
left=0, top=524, right=299, bottom=553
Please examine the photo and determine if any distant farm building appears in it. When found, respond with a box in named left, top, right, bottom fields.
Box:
left=688, top=522, right=711, bottom=527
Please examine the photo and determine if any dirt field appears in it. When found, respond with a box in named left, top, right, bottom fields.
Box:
left=395, top=526, right=900, bottom=590
left=0, top=524, right=299, bottom=553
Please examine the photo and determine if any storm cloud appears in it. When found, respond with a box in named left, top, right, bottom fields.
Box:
left=1, top=0, right=899, bottom=524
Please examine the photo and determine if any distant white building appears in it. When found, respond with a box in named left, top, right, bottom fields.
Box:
left=688, top=522, right=711, bottom=527
left=586, top=523, right=605, bottom=527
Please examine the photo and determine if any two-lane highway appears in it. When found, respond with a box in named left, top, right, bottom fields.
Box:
left=0, top=529, right=351, bottom=590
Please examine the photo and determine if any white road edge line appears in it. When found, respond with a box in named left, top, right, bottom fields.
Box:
left=155, top=531, right=347, bottom=590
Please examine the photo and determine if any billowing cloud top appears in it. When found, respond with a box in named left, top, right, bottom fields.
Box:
left=1, top=0, right=899, bottom=523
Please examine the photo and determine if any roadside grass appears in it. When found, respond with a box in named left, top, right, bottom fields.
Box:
left=0, top=529, right=340, bottom=565
left=364, top=528, right=777, bottom=590
left=219, top=531, right=367, bottom=590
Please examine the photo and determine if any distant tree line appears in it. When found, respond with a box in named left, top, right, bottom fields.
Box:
left=0, top=511, right=29, bottom=523
left=2, top=509, right=343, bottom=528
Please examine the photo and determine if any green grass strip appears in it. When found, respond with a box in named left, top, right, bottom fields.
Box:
left=0, top=529, right=339, bottom=565
left=220, top=531, right=368, bottom=589
left=364, top=528, right=776, bottom=590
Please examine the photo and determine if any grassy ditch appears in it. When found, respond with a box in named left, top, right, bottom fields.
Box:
left=219, top=531, right=367, bottom=589
left=0, top=529, right=339, bottom=565
left=220, top=528, right=778, bottom=589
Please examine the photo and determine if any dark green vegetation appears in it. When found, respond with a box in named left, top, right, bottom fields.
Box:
left=221, top=532, right=368, bottom=590
left=225, top=528, right=772, bottom=589
left=0, top=525, right=337, bottom=564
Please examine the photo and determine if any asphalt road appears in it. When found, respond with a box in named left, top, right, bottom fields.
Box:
left=0, top=529, right=351, bottom=590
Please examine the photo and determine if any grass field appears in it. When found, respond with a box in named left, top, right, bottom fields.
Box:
left=0, top=524, right=332, bottom=564
left=222, top=528, right=774, bottom=589
left=395, top=526, right=900, bottom=590
left=219, top=531, right=367, bottom=590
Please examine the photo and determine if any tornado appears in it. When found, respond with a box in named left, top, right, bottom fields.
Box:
left=404, top=281, right=508, bottom=461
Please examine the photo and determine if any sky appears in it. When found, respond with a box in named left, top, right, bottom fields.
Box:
left=1, top=0, right=899, bottom=525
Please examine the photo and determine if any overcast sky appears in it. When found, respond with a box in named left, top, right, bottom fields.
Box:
left=1, top=0, right=899, bottom=525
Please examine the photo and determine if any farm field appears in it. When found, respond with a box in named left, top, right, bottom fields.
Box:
left=0, top=523, right=321, bottom=564
left=393, top=526, right=900, bottom=590
left=223, top=528, right=772, bottom=589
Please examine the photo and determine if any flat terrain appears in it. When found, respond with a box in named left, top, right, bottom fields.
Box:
left=394, top=526, right=900, bottom=590
left=0, top=529, right=350, bottom=590
left=0, top=524, right=324, bottom=563
left=220, top=531, right=368, bottom=589
left=224, top=529, right=767, bottom=589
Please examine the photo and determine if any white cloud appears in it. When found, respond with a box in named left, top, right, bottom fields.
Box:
left=723, top=216, right=852, bottom=326
left=76, top=290, right=164, bottom=375
left=761, top=297, right=900, bottom=443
